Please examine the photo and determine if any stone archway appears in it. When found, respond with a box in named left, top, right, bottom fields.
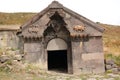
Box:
left=47, top=38, right=68, bottom=73
left=47, top=38, right=67, bottom=50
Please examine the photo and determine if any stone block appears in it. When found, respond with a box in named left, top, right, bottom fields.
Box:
left=111, top=68, right=118, bottom=73
left=106, top=65, right=112, bottom=70
left=81, top=53, right=105, bottom=73
left=14, top=55, right=22, bottom=61
left=82, top=53, right=104, bottom=61
left=0, top=55, right=10, bottom=63
left=105, top=59, right=114, bottom=65
left=117, top=67, right=120, bottom=71
left=111, top=64, right=118, bottom=68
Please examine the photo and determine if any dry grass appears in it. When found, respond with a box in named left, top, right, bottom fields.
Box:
left=0, top=12, right=36, bottom=25
left=0, top=69, right=119, bottom=80
left=99, top=23, right=120, bottom=56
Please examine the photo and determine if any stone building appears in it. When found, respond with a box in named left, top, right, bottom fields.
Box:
left=17, top=1, right=105, bottom=74
left=0, top=25, right=20, bottom=49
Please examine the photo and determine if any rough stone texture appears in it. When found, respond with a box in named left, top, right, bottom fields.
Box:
left=71, top=41, right=82, bottom=74
left=0, top=1, right=105, bottom=74
left=24, top=42, right=41, bottom=62
left=106, top=65, right=112, bottom=70
left=14, top=54, right=22, bottom=61
left=105, top=59, right=114, bottom=65
left=118, top=67, right=120, bottom=71
left=0, top=55, right=10, bottom=63
left=81, top=53, right=105, bottom=74
left=111, top=64, right=118, bottom=68
left=111, top=68, right=118, bottom=73
left=83, top=37, right=103, bottom=53
left=0, top=30, right=19, bottom=49
left=19, top=1, right=105, bottom=74
left=105, top=59, right=119, bottom=73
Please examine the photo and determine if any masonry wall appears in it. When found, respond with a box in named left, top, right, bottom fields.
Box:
left=83, top=36, right=103, bottom=53
left=0, top=30, right=19, bottom=49
left=65, top=13, right=104, bottom=74
left=71, top=41, right=82, bottom=74
left=24, top=41, right=47, bottom=69
left=71, top=37, right=105, bottom=74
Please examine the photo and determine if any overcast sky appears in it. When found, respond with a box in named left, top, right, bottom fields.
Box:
left=0, top=0, right=120, bottom=25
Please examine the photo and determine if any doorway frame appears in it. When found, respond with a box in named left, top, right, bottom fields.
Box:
left=45, top=38, right=73, bottom=74
left=47, top=50, right=68, bottom=73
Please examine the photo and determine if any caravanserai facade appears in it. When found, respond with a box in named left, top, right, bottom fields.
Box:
left=2, top=1, right=105, bottom=74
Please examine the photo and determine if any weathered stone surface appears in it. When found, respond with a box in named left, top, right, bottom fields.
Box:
left=80, top=53, right=105, bottom=74
left=111, top=68, right=118, bottom=73
left=105, top=59, right=114, bottom=65
left=0, top=30, right=19, bottom=49
left=118, top=67, right=120, bottom=71
left=105, top=59, right=119, bottom=72
left=0, top=55, right=10, bottom=63
left=106, top=65, right=112, bottom=70
left=111, top=64, right=118, bottom=68
left=0, top=1, right=105, bottom=74
left=14, top=55, right=22, bottom=61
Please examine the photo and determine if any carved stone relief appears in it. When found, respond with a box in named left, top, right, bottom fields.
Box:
left=73, top=25, right=85, bottom=32
left=43, top=11, right=70, bottom=49
left=28, top=25, right=39, bottom=34
left=47, top=9, right=65, bottom=18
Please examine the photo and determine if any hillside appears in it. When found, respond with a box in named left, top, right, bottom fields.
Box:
left=0, top=12, right=36, bottom=25
left=0, top=12, right=120, bottom=56
left=99, top=24, right=120, bottom=56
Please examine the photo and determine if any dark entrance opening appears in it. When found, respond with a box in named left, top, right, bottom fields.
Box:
left=47, top=50, right=68, bottom=73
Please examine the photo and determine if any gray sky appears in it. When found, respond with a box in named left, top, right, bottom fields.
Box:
left=0, top=0, right=120, bottom=25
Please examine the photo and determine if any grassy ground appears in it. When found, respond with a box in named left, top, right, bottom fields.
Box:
left=0, top=70, right=119, bottom=80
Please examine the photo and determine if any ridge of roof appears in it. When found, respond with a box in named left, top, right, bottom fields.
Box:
left=21, top=1, right=104, bottom=32
left=62, top=7, right=105, bottom=32
left=21, top=7, right=49, bottom=29
left=48, top=1, right=63, bottom=8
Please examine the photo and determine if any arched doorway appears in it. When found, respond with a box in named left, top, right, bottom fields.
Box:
left=47, top=38, right=68, bottom=73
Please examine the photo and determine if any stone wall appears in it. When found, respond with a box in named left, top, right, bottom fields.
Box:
left=105, top=59, right=120, bottom=73
left=81, top=53, right=105, bottom=74
left=83, top=36, right=103, bottom=53
left=0, top=30, right=19, bottom=49
left=71, top=37, right=105, bottom=74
